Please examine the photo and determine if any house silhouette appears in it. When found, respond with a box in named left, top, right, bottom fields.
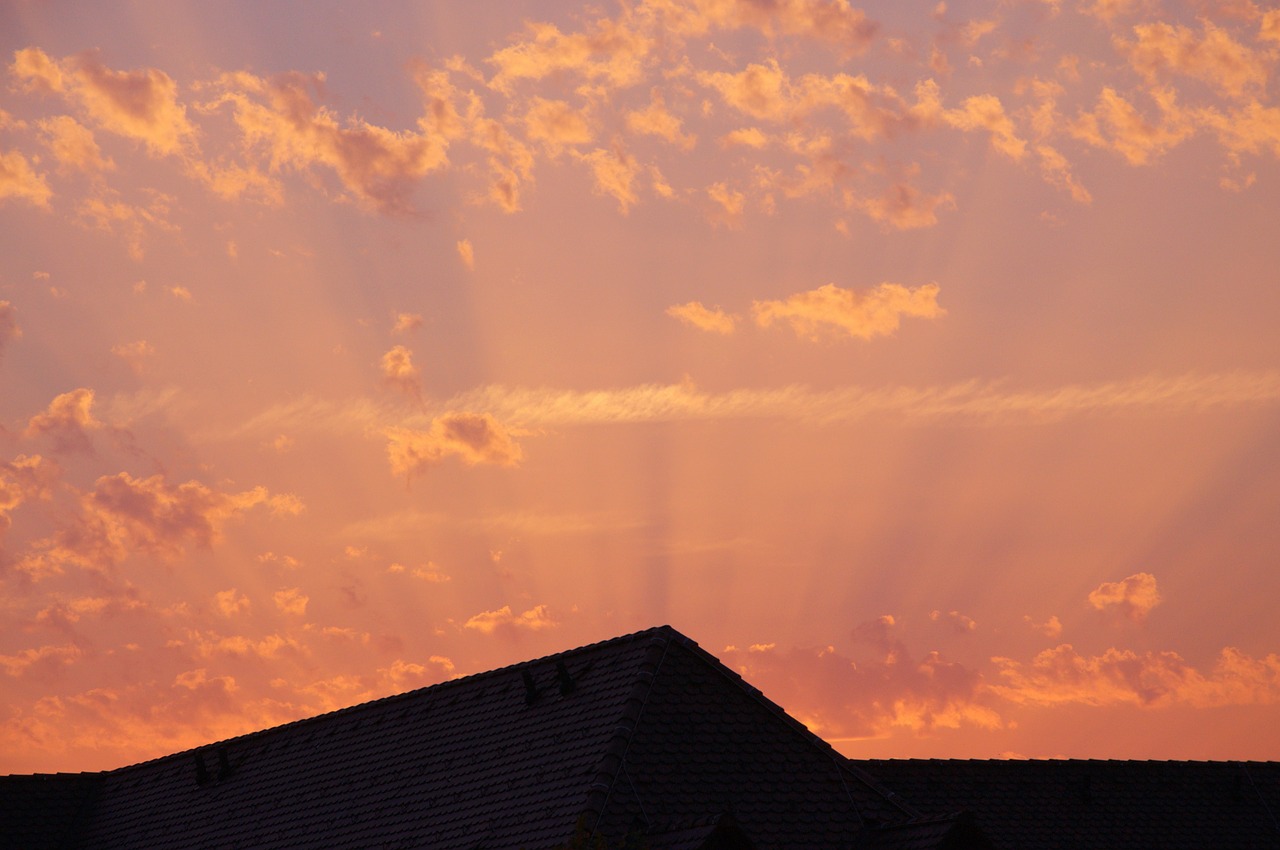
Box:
left=2, top=625, right=1276, bottom=849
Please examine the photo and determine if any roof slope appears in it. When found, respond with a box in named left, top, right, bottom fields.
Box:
left=2, top=626, right=931, bottom=850
left=0, top=772, right=101, bottom=850
left=854, top=758, right=1280, bottom=850
left=588, top=631, right=921, bottom=846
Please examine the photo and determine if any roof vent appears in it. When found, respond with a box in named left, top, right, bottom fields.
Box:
left=217, top=746, right=235, bottom=781
left=194, top=752, right=210, bottom=785
left=556, top=661, right=576, bottom=696
left=522, top=668, right=540, bottom=706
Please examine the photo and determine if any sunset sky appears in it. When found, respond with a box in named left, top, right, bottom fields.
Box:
left=3, top=0, right=1279, bottom=774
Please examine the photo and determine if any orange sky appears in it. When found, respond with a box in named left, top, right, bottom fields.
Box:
left=2, top=0, right=1279, bottom=774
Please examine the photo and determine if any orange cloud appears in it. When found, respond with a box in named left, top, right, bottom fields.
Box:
left=1070, top=86, right=1194, bottom=165
left=463, top=603, right=557, bottom=633
left=468, top=111, right=536, bottom=212
left=12, top=49, right=195, bottom=156
left=1079, top=0, right=1153, bottom=23
left=1024, top=615, right=1063, bottom=638
left=666, top=301, right=738, bottom=334
left=213, top=588, right=251, bottom=617
left=0, top=644, right=83, bottom=678
left=380, top=345, right=421, bottom=398
left=700, top=60, right=909, bottom=140
left=1035, top=144, right=1092, bottom=203
left=34, top=592, right=146, bottom=629
left=456, top=239, right=475, bottom=271
left=626, top=88, right=695, bottom=149
left=0, top=149, right=52, bottom=207
left=1118, top=20, right=1267, bottom=98
left=1263, top=10, right=1280, bottom=43
left=392, top=313, right=423, bottom=334
left=10, top=46, right=66, bottom=93
left=76, top=191, right=177, bottom=261
left=1, top=454, right=59, bottom=539
left=384, top=412, right=523, bottom=477
left=990, top=644, right=1280, bottom=709
left=0, top=678, right=301, bottom=771
left=912, top=80, right=1026, bottom=159
left=18, top=472, right=285, bottom=577
left=379, top=656, right=457, bottom=690
left=25, top=388, right=102, bottom=454
left=654, top=0, right=877, bottom=51
left=753, top=282, right=944, bottom=340
left=706, top=181, right=746, bottom=227
left=720, top=127, right=768, bottom=148
left=207, top=71, right=449, bottom=213
left=1198, top=97, right=1280, bottom=158
left=1088, top=572, right=1161, bottom=622
left=485, top=16, right=652, bottom=94
left=930, top=609, right=978, bottom=633
left=523, top=97, right=594, bottom=155
left=858, top=181, right=956, bottom=230
left=722, top=632, right=1000, bottom=740
left=38, top=115, right=114, bottom=172
left=111, top=340, right=154, bottom=373
left=273, top=587, right=309, bottom=616
left=0, top=301, right=20, bottom=361
left=185, top=630, right=304, bottom=661
left=575, top=146, right=641, bottom=212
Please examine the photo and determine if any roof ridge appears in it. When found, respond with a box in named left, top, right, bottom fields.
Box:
left=580, top=628, right=676, bottom=836
left=97, top=624, right=685, bottom=776
left=859, top=757, right=1280, bottom=766
left=672, top=638, right=924, bottom=821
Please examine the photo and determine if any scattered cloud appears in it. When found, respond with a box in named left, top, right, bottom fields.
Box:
left=25, top=388, right=102, bottom=454
left=0, top=644, right=83, bottom=678
left=1024, top=615, right=1063, bottom=638
left=16, top=473, right=286, bottom=577
left=273, top=587, right=308, bottom=616
left=931, top=609, right=978, bottom=633
left=857, top=182, right=956, bottom=230
left=706, top=181, right=746, bottom=227
left=484, top=15, right=652, bottom=94
left=666, top=301, right=737, bottom=334
left=463, top=604, right=557, bottom=633
left=1069, top=87, right=1194, bottom=165
left=1118, top=20, right=1268, bottom=98
left=456, top=238, right=475, bottom=271
left=990, top=644, right=1280, bottom=708
left=384, top=412, right=523, bottom=477
left=38, top=115, right=114, bottom=173
left=523, top=97, right=594, bottom=155
left=392, top=312, right=424, bottom=334
left=214, top=588, right=251, bottom=617
left=204, top=70, right=449, bottom=213
left=0, top=149, right=53, bottom=207
left=111, top=340, right=155, bottom=374
left=752, top=282, right=944, bottom=340
left=723, top=626, right=1000, bottom=740
left=1088, top=572, right=1161, bottom=622
left=627, top=89, right=695, bottom=149
left=380, top=345, right=422, bottom=398
left=1, top=454, right=60, bottom=539
left=11, top=48, right=195, bottom=156
left=575, top=145, right=641, bottom=212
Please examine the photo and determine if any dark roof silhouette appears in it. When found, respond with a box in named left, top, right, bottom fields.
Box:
left=1, top=626, right=972, bottom=849
left=852, top=758, right=1280, bottom=850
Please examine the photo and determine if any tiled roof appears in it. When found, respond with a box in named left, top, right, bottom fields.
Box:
left=2, top=626, right=937, bottom=849
left=0, top=772, right=101, bottom=850
left=854, top=758, right=1280, bottom=850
